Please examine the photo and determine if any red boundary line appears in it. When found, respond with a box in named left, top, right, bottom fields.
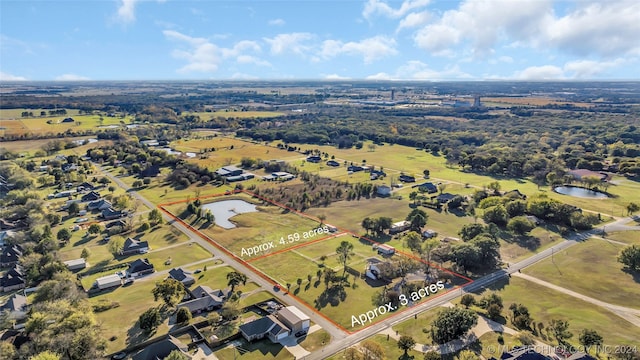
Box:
left=158, top=189, right=474, bottom=333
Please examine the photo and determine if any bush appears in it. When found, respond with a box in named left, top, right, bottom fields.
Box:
left=139, top=307, right=161, bottom=333
left=138, top=222, right=150, bottom=232
left=176, top=307, right=192, bottom=324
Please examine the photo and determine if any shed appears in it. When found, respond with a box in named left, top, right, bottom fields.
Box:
left=95, top=274, right=122, bottom=290
left=63, top=258, right=87, bottom=271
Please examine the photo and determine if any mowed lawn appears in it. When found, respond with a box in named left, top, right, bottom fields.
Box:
left=192, top=200, right=325, bottom=258
left=3, top=114, right=133, bottom=136
left=91, top=263, right=255, bottom=354
left=524, top=238, right=640, bottom=309
left=391, top=306, right=443, bottom=345
left=606, top=230, right=640, bottom=245
left=214, top=338, right=291, bottom=360
left=468, top=277, right=640, bottom=346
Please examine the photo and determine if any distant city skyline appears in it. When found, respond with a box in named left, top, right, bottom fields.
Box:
left=1, top=0, right=639, bottom=81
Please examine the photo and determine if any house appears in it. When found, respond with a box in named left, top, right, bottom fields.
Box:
left=63, top=258, right=87, bottom=271
left=76, top=182, right=95, bottom=192
left=215, top=165, right=243, bottom=177
left=326, top=160, right=340, bottom=167
left=371, top=169, right=387, bottom=177
left=525, top=215, right=542, bottom=225
left=422, top=229, right=438, bottom=239
left=276, top=306, right=310, bottom=335
left=1, top=265, right=25, bottom=292
left=61, top=117, right=74, bottom=123
left=127, top=258, right=155, bottom=277
left=503, top=189, right=526, bottom=199
left=0, top=293, right=28, bottom=323
left=239, top=315, right=290, bottom=343
left=61, top=163, right=78, bottom=172
left=436, top=193, right=456, bottom=203
left=365, top=262, right=383, bottom=280
left=568, top=169, right=608, bottom=182
left=140, top=139, right=160, bottom=147
left=176, top=285, right=227, bottom=315
left=168, top=268, right=195, bottom=287
left=263, top=172, right=295, bottom=181
left=1, top=244, right=23, bottom=267
left=347, top=165, right=365, bottom=172
left=399, top=174, right=416, bottom=183
left=0, top=230, right=15, bottom=248
left=80, top=191, right=101, bottom=202
left=132, top=335, right=192, bottom=360
left=441, top=237, right=460, bottom=243
left=38, top=165, right=49, bottom=172
left=52, top=190, right=76, bottom=198
left=389, top=221, right=410, bottom=234
left=376, top=185, right=391, bottom=197
left=501, top=347, right=549, bottom=360
left=415, top=182, right=437, bottom=194
left=376, top=244, right=396, bottom=255
left=121, top=237, right=149, bottom=256
left=306, top=155, right=321, bottom=163
left=94, top=274, right=122, bottom=290
left=101, top=207, right=126, bottom=220
left=105, top=219, right=127, bottom=229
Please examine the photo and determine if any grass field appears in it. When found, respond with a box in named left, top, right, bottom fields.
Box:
left=91, top=263, right=256, bottom=353
left=391, top=306, right=443, bottom=344
left=606, top=230, right=640, bottom=244
left=214, top=338, right=291, bottom=359
left=189, top=110, right=285, bottom=119
left=524, top=238, right=640, bottom=309
left=475, top=332, right=520, bottom=358
left=467, top=277, right=640, bottom=346
left=1, top=114, right=134, bottom=137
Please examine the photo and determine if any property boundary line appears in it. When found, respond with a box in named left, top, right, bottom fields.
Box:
left=158, top=189, right=474, bottom=333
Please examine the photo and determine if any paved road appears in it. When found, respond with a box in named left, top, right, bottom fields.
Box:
left=96, top=164, right=347, bottom=340
left=305, top=220, right=639, bottom=359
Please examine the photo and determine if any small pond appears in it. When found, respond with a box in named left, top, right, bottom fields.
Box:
left=201, top=199, right=258, bottom=229
left=553, top=186, right=609, bottom=199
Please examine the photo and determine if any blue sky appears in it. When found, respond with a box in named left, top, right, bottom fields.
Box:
left=1, top=0, right=639, bottom=81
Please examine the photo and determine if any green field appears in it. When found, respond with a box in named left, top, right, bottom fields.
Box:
left=91, top=264, right=257, bottom=353
left=467, top=277, right=640, bottom=346
left=524, top=238, right=640, bottom=309
left=391, top=306, right=443, bottom=344
left=606, top=230, right=640, bottom=244
left=214, top=338, right=291, bottom=360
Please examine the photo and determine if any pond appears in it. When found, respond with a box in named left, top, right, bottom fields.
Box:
left=201, top=199, right=258, bottom=229
left=553, top=186, right=609, bottom=199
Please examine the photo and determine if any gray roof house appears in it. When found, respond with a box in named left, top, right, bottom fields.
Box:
left=177, top=285, right=227, bottom=315
left=127, top=258, right=154, bottom=277
left=1, top=265, right=25, bottom=292
left=0, top=293, right=28, bottom=321
left=239, top=315, right=290, bottom=343
left=1, top=244, right=23, bottom=267
left=168, top=268, right=195, bottom=287
left=87, top=199, right=112, bottom=211
left=132, top=335, right=192, bottom=360
left=121, top=237, right=149, bottom=256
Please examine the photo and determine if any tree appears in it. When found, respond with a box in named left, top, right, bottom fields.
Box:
left=403, top=231, right=423, bottom=254
left=397, top=335, right=416, bottom=356
left=67, top=202, right=80, bottom=216
left=318, top=214, right=327, bottom=225
left=56, top=228, right=71, bottom=243
left=431, top=307, right=478, bottom=344
left=220, top=301, right=240, bottom=321
left=449, top=242, right=480, bottom=274
left=164, top=350, right=189, bottom=360
left=108, top=185, right=116, bottom=193
left=461, top=294, right=475, bottom=308
left=132, top=180, right=143, bottom=188
left=507, top=216, right=535, bottom=235
left=406, top=208, right=428, bottom=231
left=344, top=348, right=364, bottom=360
left=549, top=318, right=573, bottom=345
left=29, top=351, right=61, bottom=360
left=627, top=202, right=640, bottom=215
left=107, top=237, right=124, bottom=257
left=373, top=217, right=392, bottom=236
left=423, top=169, right=430, bottom=178
left=509, top=303, right=532, bottom=329
left=618, top=245, right=640, bottom=271
left=483, top=205, right=508, bottom=226
left=459, top=223, right=485, bottom=242
left=361, top=340, right=385, bottom=360
left=487, top=181, right=501, bottom=195
left=579, top=329, right=603, bottom=352
left=486, top=303, right=502, bottom=320
left=424, top=351, right=441, bottom=360
left=80, top=247, right=90, bottom=260
left=362, top=217, right=374, bottom=235
left=139, top=307, right=161, bottom=333
left=226, top=271, right=247, bottom=293
left=336, top=241, right=355, bottom=277
left=0, top=341, right=17, bottom=360
left=457, top=350, right=480, bottom=360
left=87, top=223, right=101, bottom=235
left=176, top=307, right=192, bottom=324
left=152, top=278, right=186, bottom=307
left=207, top=312, right=221, bottom=326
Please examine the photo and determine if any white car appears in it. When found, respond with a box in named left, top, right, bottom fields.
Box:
left=74, top=218, right=88, bottom=223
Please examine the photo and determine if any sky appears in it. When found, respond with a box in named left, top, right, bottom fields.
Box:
left=1, top=0, right=639, bottom=81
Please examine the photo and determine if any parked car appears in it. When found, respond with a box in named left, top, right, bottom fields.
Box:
left=75, top=218, right=88, bottom=223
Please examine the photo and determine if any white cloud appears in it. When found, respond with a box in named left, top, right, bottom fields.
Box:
left=414, top=0, right=552, bottom=57
left=366, top=61, right=472, bottom=80
left=236, top=55, right=271, bottom=67
left=563, top=58, right=629, bottom=78
left=514, top=65, right=565, bottom=80
left=55, top=74, right=90, bottom=81
left=115, top=0, right=137, bottom=24
left=396, top=11, right=430, bottom=32
left=0, top=71, right=27, bottom=81
left=164, top=30, right=266, bottom=73
left=320, top=36, right=397, bottom=63
left=231, top=72, right=259, bottom=80
left=413, top=0, right=640, bottom=59
left=324, top=74, right=351, bottom=80
left=268, top=18, right=285, bottom=26
left=263, top=33, right=314, bottom=56
left=363, top=0, right=430, bottom=20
